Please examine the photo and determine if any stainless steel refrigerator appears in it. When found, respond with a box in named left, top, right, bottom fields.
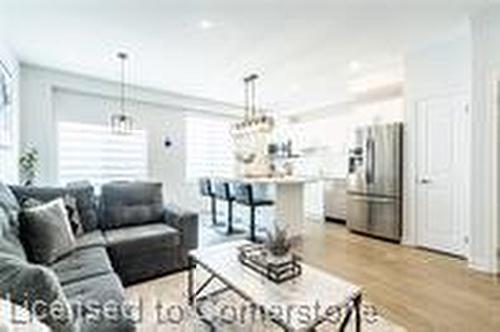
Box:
left=346, top=123, right=403, bottom=241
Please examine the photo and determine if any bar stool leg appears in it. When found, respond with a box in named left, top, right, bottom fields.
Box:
left=250, top=206, right=256, bottom=242
left=211, top=197, right=217, bottom=226
left=227, top=200, right=234, bottom=234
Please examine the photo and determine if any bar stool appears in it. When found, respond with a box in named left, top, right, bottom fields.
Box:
left=213, top=180, right=239, bottom=234
left=234, top=182, right=274, bottom=242
left=199, top=178, right=218, bottom=226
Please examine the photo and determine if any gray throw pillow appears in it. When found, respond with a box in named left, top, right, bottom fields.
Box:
left=9, top=185, right=99, bottom=233
left=0, top=253, right=75, bottom=332
left=21, top=198, right=76, bottom=264
left=21, top=196, right=84, bottom=237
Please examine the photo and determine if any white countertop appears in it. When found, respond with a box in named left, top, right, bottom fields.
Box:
left=213, top=176, right=318, bottom=184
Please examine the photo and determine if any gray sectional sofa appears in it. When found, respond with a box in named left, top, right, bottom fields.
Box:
left=0, top=181, right=199, bottom=332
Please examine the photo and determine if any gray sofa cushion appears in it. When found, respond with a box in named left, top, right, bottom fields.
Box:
left=164, top=204, right=199, bottom=251
left=0, top=183, right=26, bottom=260
left=10, top=184, right=99, bottom=232
left=21, top=195, right=84, bottom=237
left=0, top=204, right=26, bottom=260
left=50, top=247, right=113, bottom=285
left=104, top=223, right=181, bottom=285
left=63, top=273, right=135, bottom=332
left=104, top=223, right=180, bottom=249
left=74, top=230, right=106, bottom=250
left=0, top=253, right=75, bottom=332
left=21, top=198, right=76, bottom=264
left=99, top=182, right=164, bottom=229
left=0, top=182, right=20, bottom=212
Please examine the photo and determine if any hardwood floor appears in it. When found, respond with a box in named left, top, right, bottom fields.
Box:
left=127, top=219, right=500, bottom=331
left=299, top=222, right=500, bottom=332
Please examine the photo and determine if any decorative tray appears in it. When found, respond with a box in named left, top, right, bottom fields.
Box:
left=237, top=244, right=302, bottom=283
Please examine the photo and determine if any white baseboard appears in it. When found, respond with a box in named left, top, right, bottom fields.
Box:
left=468, top=255, right=498, bottom=274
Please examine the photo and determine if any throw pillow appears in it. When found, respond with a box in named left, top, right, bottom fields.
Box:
left=62, top=194, right=83, bottom=236
left=20, top=198, right=76, bottom=264
left=20, top=196, right=83, bottom=237
left=0, top=253, right=75, bottom=332
left=9, top=185, right=99, bottom=233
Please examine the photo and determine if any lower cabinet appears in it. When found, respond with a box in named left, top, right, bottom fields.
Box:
left=324, top=178, right=347, bottom=221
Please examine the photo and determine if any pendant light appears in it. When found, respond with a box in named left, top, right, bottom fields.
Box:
left=230, top=73, right=274, bottom=138
left=110, top=52, right=134, bottom=135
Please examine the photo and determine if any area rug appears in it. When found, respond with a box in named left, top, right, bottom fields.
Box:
left=125, top=272, right=407, bottom=332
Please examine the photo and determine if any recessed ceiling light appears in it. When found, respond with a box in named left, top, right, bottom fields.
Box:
left=199, top=20, right=215, bottom=30
left=349, top=61, right=361, bottom=72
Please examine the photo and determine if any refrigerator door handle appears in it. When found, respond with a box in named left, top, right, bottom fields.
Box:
left=350, top=196, right=394, bottom=204
left=365, top=139, right=371, bottom=183
left=370, top=138, right=375, bottom=183
left=366, top=138, right=375, bottom=183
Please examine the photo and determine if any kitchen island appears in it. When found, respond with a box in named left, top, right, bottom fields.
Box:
left=215, top=176, right=314, bottom=237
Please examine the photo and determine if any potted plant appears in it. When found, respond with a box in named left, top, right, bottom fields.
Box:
left=19, top=145, right=39, bottom=186
left=265, top=223, right=302, bottom=257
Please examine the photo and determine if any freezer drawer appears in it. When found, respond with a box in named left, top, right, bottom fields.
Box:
left=346, top=194, right=369, bottom=233
left=346, top=194, right=401, bottom=241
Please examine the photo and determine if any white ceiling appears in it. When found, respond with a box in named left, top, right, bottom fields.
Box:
left=0, top=0, right=490, bottom=115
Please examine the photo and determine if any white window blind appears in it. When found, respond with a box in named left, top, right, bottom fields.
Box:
left=0, top=67, right=15, bottom=182
left=185, top=115, right=234, bottom=180
left=58, top=121, right=147, bottom=187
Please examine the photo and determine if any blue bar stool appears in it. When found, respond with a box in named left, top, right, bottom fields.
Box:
left=234, top=182, right=274, bottom=242
left=199, top=178, right=218, bottom=226
left=213, top=180, right=238, bottom=234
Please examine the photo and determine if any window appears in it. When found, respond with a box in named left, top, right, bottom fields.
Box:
left=185, top=115, right=234, bottom=180
left=58, top=121, right=147, bottom=187
left=0, top=62, right=15, bottom=181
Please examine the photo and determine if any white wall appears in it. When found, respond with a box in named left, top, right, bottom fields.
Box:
left=19, top=64, right=236, bottom=210
left=470, top=6, right=500, bottom=273
left=292, top=97, right=404, bottom=179
left=0, top=41, right=19, bottom=183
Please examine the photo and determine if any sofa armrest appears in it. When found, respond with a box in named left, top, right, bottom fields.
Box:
left=164, top=204, right=199, bottom=251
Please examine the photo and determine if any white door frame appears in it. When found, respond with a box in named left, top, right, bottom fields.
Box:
left=490, top=69, right=500, bottom=274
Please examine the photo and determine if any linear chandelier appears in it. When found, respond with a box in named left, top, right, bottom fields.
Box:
left=230, top=74, right=274, bottom=137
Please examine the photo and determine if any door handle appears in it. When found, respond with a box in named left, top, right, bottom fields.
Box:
left=349, top=196, right=395, bottom=204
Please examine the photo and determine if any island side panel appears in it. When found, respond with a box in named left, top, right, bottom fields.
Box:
left=274, top=183, right=305, bottom=236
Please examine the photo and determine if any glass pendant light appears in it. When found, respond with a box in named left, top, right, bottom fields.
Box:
left=110, top=52, right=134, bottom=135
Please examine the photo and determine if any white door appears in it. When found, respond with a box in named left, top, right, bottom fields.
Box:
left=416, top=95, right=469, bottom=256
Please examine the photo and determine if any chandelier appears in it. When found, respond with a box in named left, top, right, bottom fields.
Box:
left=230, top=74, right=274, bottom=137
left=110, top=52, right=134, bottom=135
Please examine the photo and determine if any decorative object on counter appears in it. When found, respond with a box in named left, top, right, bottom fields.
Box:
left=237, top=243, right=302, bottom=283
left=268, top=139, right=299, bottom=177
left=110, top=52, right=134, bottom=135
left=234, top=151, right=256, bottom=164
left=19, top=145, right=39, bottom=186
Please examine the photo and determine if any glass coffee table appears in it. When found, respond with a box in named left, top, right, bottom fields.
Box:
left=188, top=240, right=362, bottom=331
